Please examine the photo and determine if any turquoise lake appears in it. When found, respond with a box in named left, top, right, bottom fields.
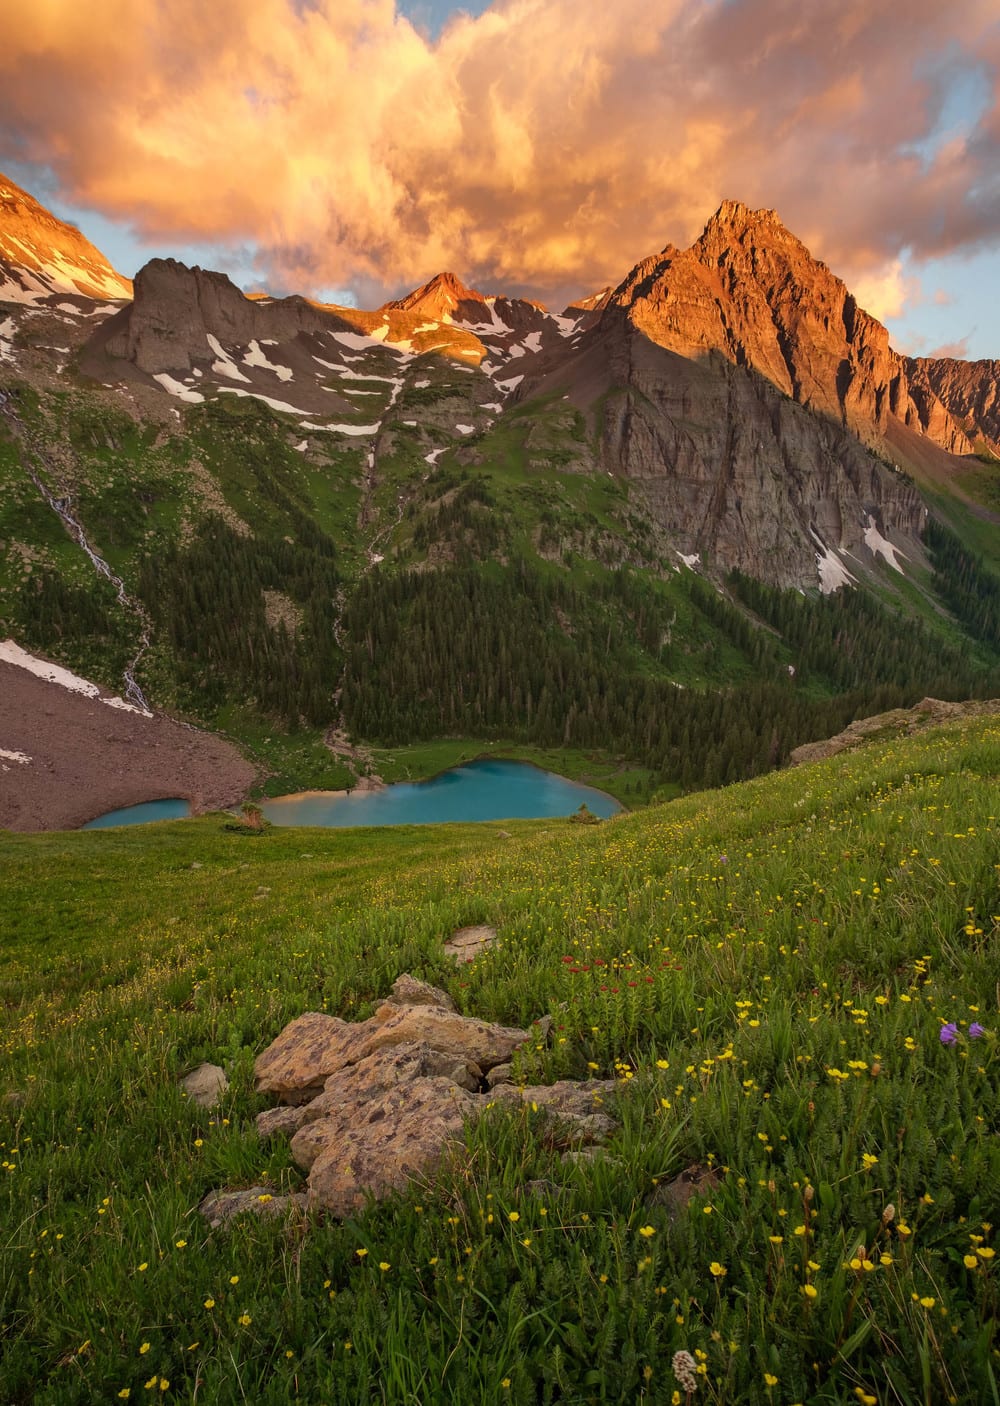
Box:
left=83, top=798, right=192, bottom=829
left=260, top=759, right=622, bottom=828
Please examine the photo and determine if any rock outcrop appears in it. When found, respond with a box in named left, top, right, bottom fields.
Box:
left=788, top=696, right=1000, bottom=766
left=249, top=974, right=619, bottom=1217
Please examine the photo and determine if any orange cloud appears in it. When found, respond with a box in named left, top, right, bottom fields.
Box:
left=0, top=0, right=997, bottom=305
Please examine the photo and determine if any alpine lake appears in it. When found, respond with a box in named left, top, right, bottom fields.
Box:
left=82, top=759, right=623, bottom=829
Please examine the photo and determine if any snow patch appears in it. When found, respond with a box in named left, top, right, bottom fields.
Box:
left=0, top=747, right=31, bottom=765
left=455, top=424, right=476, bottom=435
left=218, top=387, right=309, bottom=415
left=424, top=448, right=446, bottom=465
left=495, top=374, right=524, bottom=393
left=207, top=333, right=250, bottom=383
left=153, top=373, right=205, bottom=404
left=294, top=439, right=309, bottom=452
left=521, top=331, right=543, bottom=353
left=244, top=339, right=293, bottom=381
left=0, top=640, right=149, bottom=714
left=548, top=313, right=580, bottom=337
left=0, top=315, right=15, bottom=362
left=810, top=530, right=857, bottom=594
left=863, top=515, right=906, bottom=572
left=414, top=379, right=431, bottom=389
left=676, top=551, right=701, bottom=569
left=307, top=421, right=379, bottom=436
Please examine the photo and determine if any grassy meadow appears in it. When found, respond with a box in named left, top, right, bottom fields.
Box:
left=1, top=715, right=999, bottom=1404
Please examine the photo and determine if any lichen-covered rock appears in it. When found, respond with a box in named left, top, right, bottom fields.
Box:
left=490, top=1079, right=619, bottom=1144
left=198, top=1185, right=307, bottom=1228
left=292, top=1076, right=479, bottom=1217
left=253, top=1011, right=372, bottom=1104
left=443, top=925, right=497, bottom=963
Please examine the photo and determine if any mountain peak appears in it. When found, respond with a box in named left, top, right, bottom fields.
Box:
left=0, top=170, right=132, bottom=303
left=383, top=271, right=487, bottom=320
left=700, top=199, right=786, bottom=244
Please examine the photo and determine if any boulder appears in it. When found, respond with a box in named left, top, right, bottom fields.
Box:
left=253, top=1011, right=371, bottom=1104
left=292, top=1075, right=480, bottom=1217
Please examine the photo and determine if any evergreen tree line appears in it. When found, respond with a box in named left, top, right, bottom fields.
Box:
left=923, top=518, right=1000, bottom=651
left=139, top=517, right=340, bottom=727
left=339, top=559, right=989, bottom=791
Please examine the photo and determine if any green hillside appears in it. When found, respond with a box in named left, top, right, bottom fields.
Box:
left=4, top=380, right=1000, bottom=801
left=2, top=715, right=999, bottom=1403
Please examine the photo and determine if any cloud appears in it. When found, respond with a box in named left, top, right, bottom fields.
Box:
left=926, top=335, right=972, bottom=359
left=851, top=260, right=922, bottom=322
left=0, top=0, right=998, bottom=307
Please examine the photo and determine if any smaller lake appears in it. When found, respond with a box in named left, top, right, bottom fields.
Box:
left=261, top=759, right=622, bottom=828
left=83, top=798, right=192, bottom=829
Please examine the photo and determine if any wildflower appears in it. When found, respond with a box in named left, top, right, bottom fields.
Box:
left=969, top=1023, right=986, bottom=1039
left=976, top=1247, right=995, bottom=1260
left=118, top=1392, right=131, bottom=1400
left=764, top=1373, right=779, bottom=1387
left=672, top=1350, right=699, bottom=1393
left=507, top=1211, right=520, bottom=1223
left=638, top=1225, right=656, bottom=1238
left=139, top=1343, right=151, bottom=1355
left=379, top=1261, right=391, bottom=1271
left=709, top=1261, right=726, bottom=1277
left=174, top=1240, right=187, bottom=1249
left=137, top=1263, right=148, bottom=1272
left=802, top=1283, right=818, bottom=1299
left=919, top=1296, right=936, bottom=1309
left=229, top=1275, right=239, bottom=1285
left=940, top=1023, right=959, bottom=1046
left=882, top=1203, right=895, bottom=1223
left=964, top=1254, right=979, bottom=1269
left=238, top=1313, right=252, bottom=1326
left=204, top=1299, right=215, bottom=1310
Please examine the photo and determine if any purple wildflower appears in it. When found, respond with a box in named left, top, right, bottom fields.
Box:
left=969, top=1023, right=986, bottom=1039
left=939, top=1023, right=959, bottom=1046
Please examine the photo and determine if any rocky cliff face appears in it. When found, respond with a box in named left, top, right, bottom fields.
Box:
left=516, top=202, right=945, bottom=586
left=102, top=258, right=342, bottom=374
left=0, top=171, right=132, bottom=303
left=908, top=357, right=1000, bottom=452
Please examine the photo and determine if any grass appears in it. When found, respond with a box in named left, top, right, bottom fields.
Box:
left=2, top=714, right=1000, bottom=1403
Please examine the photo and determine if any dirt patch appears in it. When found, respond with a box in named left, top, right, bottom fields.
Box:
left=0, top=661, right=257, bottom=831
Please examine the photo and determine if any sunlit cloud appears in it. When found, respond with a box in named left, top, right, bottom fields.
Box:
left=0, top=0, right=997, bottom=306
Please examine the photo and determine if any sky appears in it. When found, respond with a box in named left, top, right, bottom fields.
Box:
left=1, top=0, right=998, bottom=359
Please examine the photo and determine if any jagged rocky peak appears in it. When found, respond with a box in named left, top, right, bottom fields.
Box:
left=384, top=270, right=488, bottom=321
left=605, top=197, right=972, bottom=457
left=0, top=169, right=132, bottom=303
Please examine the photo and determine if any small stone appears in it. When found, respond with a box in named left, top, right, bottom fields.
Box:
left=443, top=925, right=496, bottom=963
left=385, top=973, right=455, bottom=1012
left=647, top=1163, right=721, bottom=1216
left=486, top=1063, right=513, bottom=1088
left=198, top=1186, right=307, bottom=1229
left=180, top=1062, right=228, bottom=1108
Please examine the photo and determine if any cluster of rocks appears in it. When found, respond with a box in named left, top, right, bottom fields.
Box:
left=199, top=973, right=620, bottom=1221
